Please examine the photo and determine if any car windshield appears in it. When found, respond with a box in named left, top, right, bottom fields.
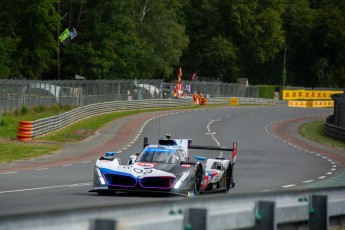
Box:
left=136, top=148, right=180, bottom=163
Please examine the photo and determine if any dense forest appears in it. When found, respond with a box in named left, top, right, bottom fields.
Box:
left=0, top=0, right=344, bottom=87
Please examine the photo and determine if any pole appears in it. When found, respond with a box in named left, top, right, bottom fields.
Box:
left=57, top=1, right=60, bottom=80
left=282, top=47, right=286, bottom=88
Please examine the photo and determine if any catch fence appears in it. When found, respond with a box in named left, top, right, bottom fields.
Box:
left=0, top=80, right=259, bottom=114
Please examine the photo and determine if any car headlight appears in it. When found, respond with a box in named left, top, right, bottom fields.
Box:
left=173, top=172, right=190, bottom=189
left=95, top=167, right=106, bottom=185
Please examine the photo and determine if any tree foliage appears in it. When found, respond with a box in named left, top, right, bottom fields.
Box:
left=0, top=0, right=344, bottom=87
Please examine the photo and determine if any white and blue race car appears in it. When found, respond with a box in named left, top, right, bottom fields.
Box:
left=90, top=135, right=237, bottom=196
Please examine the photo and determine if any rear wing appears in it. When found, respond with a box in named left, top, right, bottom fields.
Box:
left=189, top=142, right=237, bottom=164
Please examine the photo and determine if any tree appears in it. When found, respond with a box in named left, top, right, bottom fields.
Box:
left=8, top=0, right=60, bottom=79
left=59, top=0, right=142, bottom=79
left=182, top=0, right=285, bottom=84
left=132, top=0, right=189, bottom=80
left=202, top=36, right=239, bottom=82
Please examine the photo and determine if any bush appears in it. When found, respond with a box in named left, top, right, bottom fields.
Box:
left=32, top=105, right=47, bottom=113
left=19, top=106, right=29, bottom=115
left=259, top=85, right=276, bottom=99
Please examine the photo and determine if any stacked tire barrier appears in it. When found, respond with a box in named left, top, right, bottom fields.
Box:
left=324, top=93, right=345, bottom=140
left=16, top=121, right=33, bottom=141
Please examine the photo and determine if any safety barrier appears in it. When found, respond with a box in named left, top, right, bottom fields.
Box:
left=288, top=100, right=334, bottom=108
left=324, top=116, right=345, bottom=141
left=0, top=186, right=344, bottom=230
left=16, top=121, right=33, bottom=141
left=282, top=89, right=344, bottom=100
left=200, top=97, right=207, bottom=105
left=206, top=97, right=281, bottom=105
left=16, top=97, right=282, bottom=140
left=324, top=94, right=345, bottom=141
left=17, top=99, right=191, bottom=140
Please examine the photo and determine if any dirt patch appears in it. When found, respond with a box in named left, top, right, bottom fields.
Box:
left=67, top=128, right=95, bottom=141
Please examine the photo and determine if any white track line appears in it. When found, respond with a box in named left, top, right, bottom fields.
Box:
left=0, top=182, right=92, bottom=194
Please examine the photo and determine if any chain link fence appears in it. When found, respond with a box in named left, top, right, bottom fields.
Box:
left=0, top=79, right=259, bottom=114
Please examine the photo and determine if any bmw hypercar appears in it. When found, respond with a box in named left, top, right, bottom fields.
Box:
left=90, top=135, right=237, bottom=196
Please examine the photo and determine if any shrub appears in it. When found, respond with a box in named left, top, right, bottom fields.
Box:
left=259, top=85, right=276, bottom=99
left=19, top=106, right=29, bottom=115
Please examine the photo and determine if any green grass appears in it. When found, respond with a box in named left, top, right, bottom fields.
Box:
left=33, top=105, right=236, bottom=142
left=38, top=109, right=159, bottom=142
left=0, top=105, right=202, bottom=163
left=299, top=120, right=345, bottom=149
left=0, top=141, right=62, bottom=163
left=0, top=105, right=73, bottom=139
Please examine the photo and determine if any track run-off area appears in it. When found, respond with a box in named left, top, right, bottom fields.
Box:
left=0, top=105, right=344, bottom=217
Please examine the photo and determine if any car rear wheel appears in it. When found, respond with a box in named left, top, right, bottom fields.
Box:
left=194, top=166, right=203, bottom=195
left=225, top=165, right=233, bottom=192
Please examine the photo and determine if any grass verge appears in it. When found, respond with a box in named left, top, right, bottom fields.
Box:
left=0, top=105, right=202, bottom=163
left=37, top=109, right=167, bottom=142
left=0, top=105, right=73, bottom=139
left=0, top=141, right=62, bottom=163
left=299, top=120, right=345, bottom=149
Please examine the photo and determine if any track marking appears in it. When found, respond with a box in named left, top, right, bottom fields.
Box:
left=35, top=168, right=49, bottom=171
left=282, top=184, right=296, bottom=188
left=0, top=182, right=92, bottom=194
left=1, top=171, right=18, bottom=175
left=206, top=119, right=222, bottom=146
left=265, top=113, right=340, bottom=189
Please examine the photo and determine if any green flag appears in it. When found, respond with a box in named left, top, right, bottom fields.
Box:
left=59, top=28, right=70, bottom=43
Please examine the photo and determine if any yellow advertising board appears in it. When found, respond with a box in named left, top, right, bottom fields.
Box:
left=282, top=90, right=304, bottom=100
left=229, top=98, right=239, bottom=106
left=288, top=100, right=334, bottom=108
left=282, top=90, right=343, bottom=100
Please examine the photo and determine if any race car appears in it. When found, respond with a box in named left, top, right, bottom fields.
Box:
left=90, top=134, right=237, bottom=196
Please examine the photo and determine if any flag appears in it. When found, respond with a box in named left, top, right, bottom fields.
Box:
left=177, top=67, right=182, bottom=83
left=191, top=73, right=196, bottom=80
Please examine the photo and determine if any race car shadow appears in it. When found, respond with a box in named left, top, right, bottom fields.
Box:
left=89, top=191, right=183, bottom=198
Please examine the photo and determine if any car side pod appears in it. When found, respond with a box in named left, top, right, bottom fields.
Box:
left=194, top=156, right=207, bottom=162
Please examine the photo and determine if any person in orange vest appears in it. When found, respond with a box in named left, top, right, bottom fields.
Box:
left=192, top=92, right=198, bottom=104
left=198, top=91, right=203, bottom=104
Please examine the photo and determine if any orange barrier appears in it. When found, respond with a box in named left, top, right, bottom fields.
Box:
left=200, top=97, right=207, bottom=105
left=16, top=121, right=33, bottom=141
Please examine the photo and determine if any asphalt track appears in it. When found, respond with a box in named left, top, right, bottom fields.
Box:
left=0, top=105, right=344, bottom=217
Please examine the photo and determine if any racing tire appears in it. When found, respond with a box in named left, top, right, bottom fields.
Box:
left=225, top=165, right=234, bottom=192
left=193, top=165, right=203, bottom=195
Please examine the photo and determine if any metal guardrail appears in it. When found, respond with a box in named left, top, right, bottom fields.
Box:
left=31, top=99, right=192, bottom=138
left=206, top=97, right=285, bottom=105
left=23, top=97, right=282, bottom=139
left=0, top=186, right=344, bottom=230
